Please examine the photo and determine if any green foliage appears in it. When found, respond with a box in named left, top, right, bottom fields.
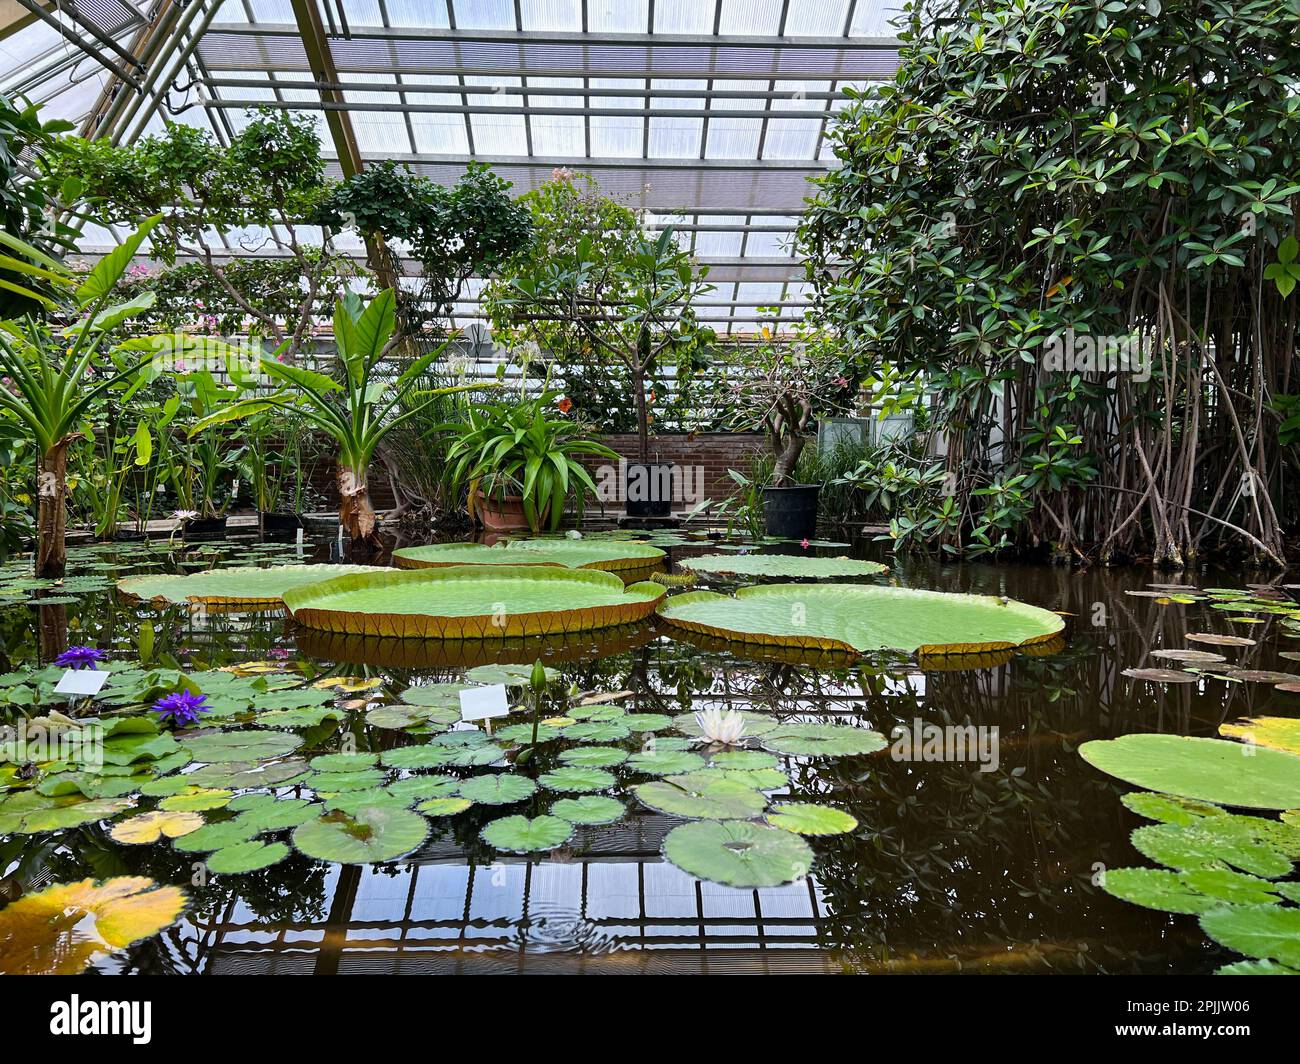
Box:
left=441, top=387, right=618, bottom=532
left=801, top=0, right=1300, bottom=564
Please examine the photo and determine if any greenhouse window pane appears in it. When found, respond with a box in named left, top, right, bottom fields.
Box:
left=784, top=0, right=852, bottom=35
left=452, top=0, right=516, bottom=31
left=648, top=117, right=703, bottom=159
left=338, top=0, right=384, bottom=25
left=384, top=0, right=451, bottom=28
left=654, top=0, right=717, bottom=34
left=587, top=0, right=650, bottom=32
left=852, top=0, right=907, bottom=36
left=761, top=119, right=821, bottom=160
left=519, top=0, right=582, bottom=31
left=247, top=0, right=297, bottom=20
left=705, top=118, right=762, bottom=159
left=718, top=0, right=782, bottom=36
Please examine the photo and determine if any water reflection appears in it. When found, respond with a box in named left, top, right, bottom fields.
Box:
left=2, top=534, right=1296, bottom=973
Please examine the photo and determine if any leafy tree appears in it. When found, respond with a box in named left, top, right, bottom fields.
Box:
left=802, top=0, right=1299, bottom=566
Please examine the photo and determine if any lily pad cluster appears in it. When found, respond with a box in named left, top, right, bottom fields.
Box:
left=1080, top=731, right=1300, bottom=973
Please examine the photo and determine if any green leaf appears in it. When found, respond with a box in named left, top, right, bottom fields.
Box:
left=76, top=216, right=160, bottom=307
left=480, top=814, right=574, bottom=854
left=663, top=820, right=813, bottom=887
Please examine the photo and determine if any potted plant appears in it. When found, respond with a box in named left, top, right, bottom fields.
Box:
left=729, top=325, right=854, bottom=540
left=238, top=410, right=312, bottom=534
left=442, top=388, right=617, bottom=533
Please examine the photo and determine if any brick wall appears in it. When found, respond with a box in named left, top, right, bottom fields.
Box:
left=308, top=433, right=764, bottom=516
left=579, top=432, right=767, bottom=509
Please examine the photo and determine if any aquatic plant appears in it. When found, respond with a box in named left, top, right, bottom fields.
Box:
left=54, top=645, right=104, bottom=670
left=151, top=690, right=210, bottom=729
left=693, top=707, right=747, bottom=746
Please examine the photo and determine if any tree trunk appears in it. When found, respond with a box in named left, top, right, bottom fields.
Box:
left=338, top=463, right=379, bottom=547
left=631, top=361, right=650, bottom=464
left=772, top=434, right=805, bottom=486
left=36, top=435, right=79, bottom=578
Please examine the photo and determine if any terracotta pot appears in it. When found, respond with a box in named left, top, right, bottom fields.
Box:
left=474, top=491, right=540, bottom=532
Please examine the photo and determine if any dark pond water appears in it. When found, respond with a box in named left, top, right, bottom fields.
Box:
left=1, top=527, right=1296, bottom=974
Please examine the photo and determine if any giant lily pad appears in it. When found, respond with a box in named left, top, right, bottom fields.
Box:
left=663, top=820, right=813, bottom=887
left=480, top=814, right=574, bottom=853
left=657, top=584, right=1064, bottom=655
left=0, top=876, right=187, bottom=974
left=1079, top=734, right=1300, bottom=809
left=118, top=564, right=374, bottom=607
left=679, top=554, right=887, bottom=579
left=291, top=806, right=429, bottom=864
left=282, top=565, right=665, bottom=638
left=393, top=539, right=665, bottom=573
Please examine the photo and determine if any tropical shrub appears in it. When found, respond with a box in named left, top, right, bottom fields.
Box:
left=801, top=0, right=1300, bottom=566
left=442, top=389, right=617, bottom=533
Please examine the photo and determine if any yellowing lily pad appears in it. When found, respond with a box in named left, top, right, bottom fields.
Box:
left=109, top=809, right=206, bottom=845
left=0, top=876, right=187, bottom=974
left=1219, top=717, right=1300, bottom=755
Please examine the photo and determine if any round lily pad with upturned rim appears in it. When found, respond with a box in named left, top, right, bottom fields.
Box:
left=281, top=565, right=665, bottom=639
left=663, top=820, right=813, bottom=887
left=393, top=539, right=665, bottom=573
left=657, top=584, right=1064, bottom=655
left=679, top=554, right=887, bottom=579
left=117, top=564, right=374, bottom=607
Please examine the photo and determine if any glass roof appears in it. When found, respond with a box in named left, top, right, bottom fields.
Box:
left=0, top=0, right=904, bottom=332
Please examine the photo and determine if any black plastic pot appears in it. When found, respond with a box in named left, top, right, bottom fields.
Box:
left=259, top=511, right=304, bottom=534
left=625, top=461, right=675, bottom=518
left=182, top=516, right=228, bottom=538
left=762, top=484, right=821, bottom=540
left=110, top=528, right=148, bottom=542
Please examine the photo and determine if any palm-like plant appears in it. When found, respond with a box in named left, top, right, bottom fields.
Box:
left=195, top=287, right=488, bottom=545
left=0, top=217, right=176, bottom=575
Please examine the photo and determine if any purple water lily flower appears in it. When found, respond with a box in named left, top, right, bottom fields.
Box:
left=55, top=646, right=105, bottom=670
left=151, top=690, right=210, bottom=728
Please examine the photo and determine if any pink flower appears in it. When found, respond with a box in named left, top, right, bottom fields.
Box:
left=267, top=647, right=291, bottom=660
left=800, top=538, right=810, bottom=549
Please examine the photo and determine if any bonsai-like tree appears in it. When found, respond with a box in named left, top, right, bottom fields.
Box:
left=486, top=172, right=713, bottom=464
left=730, top=324, right=854, bottom=485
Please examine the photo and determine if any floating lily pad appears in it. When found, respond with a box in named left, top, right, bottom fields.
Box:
left=206, top=840, right=291, bottom=875
left=1099, top=867, right=1219, bottom=915
left=550, top=795, right=625, bottom=825
left=417, top=796, right=473, bottom=817
left=172, top=819, right=260, bottom=853
left=1185, top=633, right=1256, bottom=647
left=765, top=802, right=858, bottom=835
left=118, top=564, right=374, bottom=606
left=183, top=729, right=303, bottom=763
left=539, top=766, right=616, bottom=793
left=109, top=809, right=205, bottom=845
left=282, top=565, right=665, bottom=638
left=672, top=710, right=779, bottom=738
left=291, top=807, right=430, bottom=864
left=464, top=663, right=560, bottom=686
left=656, top=584, right=1064, bottom=655
left=1219, top=717, right=1300, bottom=756
left=1079, top=734, right=1300, bottom=809
left=711, top=750, right=780, bottom=771
left=306, top=769, right=386, bottom=792
left=679, top=554, right=887, bottom=579
left=1130, top=822, right=1291, bottom=878
left=663, top=820, right=813, bottom=887
left=1121, top=792, right=1226, bottom=826
left=324, top=789, right=411, bottom=814
left=386, top=775, right=460, bottom=803
left=231, top=796, right=319, bottom=831
left=158, top=787, right=233, bottom=812
left=186, top=759, right=308, bottom=789
left=557, top=746, right=629, bottom=768
left=625, top=749, right=707, bottom=775
left=393, top=539, right=664, bottom=572
left=622, top=713, right=674, bottom=732
left=633, top=774, right=767, bottom=819
left=480, top=814, right=574, bottom=853
left=1200, top=905, right=1300, bottom=968
left=1122, top=668, right=1200, bottom=684
left=761, top=723, right=888, bottom=758
left=457, top=773, right=537, bottom=805
left=0, top=876, right=187, bottom=975
left=562, top=721, right=631, bottom=742
left=309, top=752, right=380, bottom=772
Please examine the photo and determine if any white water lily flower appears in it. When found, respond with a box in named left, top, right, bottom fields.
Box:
left=694, top=708, right=746, bottom=746
left=170, top=510, right=198, bottom=523
left=565, top=529, right=583, bottom=540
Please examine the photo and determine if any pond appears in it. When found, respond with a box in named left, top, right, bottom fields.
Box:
left=0, top=528, right=1297, bottom=975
